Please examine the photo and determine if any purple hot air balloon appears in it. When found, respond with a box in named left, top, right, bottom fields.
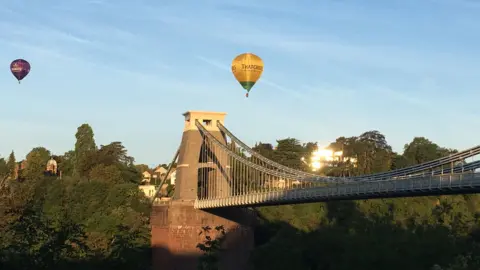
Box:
left=10, top=59, right=31, bottom=84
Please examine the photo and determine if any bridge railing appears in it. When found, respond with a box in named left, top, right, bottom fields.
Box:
left=195, top=172, right=480, bottom=209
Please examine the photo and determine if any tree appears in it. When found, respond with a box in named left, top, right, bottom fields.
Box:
left=6, top=151, right=16, bottom=179
left=391, top=153, right=408, bottom=170
left=74, top=124, right=97, bottom=177
left=272, top=138, right=306, bottom=170
left=96, top=142, right=134, bottom=166
left=95, top=142, right=140, bottom=184
left=403, top=137, right=452, bottom=166
left=0, top=126, right=153, bottom=270
left=58, top=151, right=75, bottom=177
left=356, top=130, right=392, bottom=174
left=197, top=225, right=226, bottom=270
left=4, top=124, right=480, bottom=270
left=251, top=132, right=480, bottom=270
left=89, top=164, right=123, bottom=184
left=135, top=164, right=149, bottom=174
left=324, top=137, right=355, bottom=176
left=253, top=143, right=275, bottom=160
left=22, top=147, right=51, bottom=181
left=0, top=158, right=8, bottom=182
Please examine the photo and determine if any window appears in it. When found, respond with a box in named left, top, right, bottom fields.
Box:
left=202, top=119, right=212, bottom=126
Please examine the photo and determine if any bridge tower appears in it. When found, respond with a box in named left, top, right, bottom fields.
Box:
left=151, top=111, right=255, bottom=270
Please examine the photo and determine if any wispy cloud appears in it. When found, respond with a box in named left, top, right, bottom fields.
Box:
left=365, top=83, right=480, bottom=124
left=0, top=39, right=81, bottom=62
left=429, top=0, right=480, bottom=8
left=0, top=10, right=172, bottom=76
left=17, top=0, right=471, bottom=91
left=87, top=0, right=106, bottom=5
left=0, top=37, right=170, bottom=85
left=1, top=0, right=479, bottom=164
left=217, top=34, right=478, bottom=78
left=195, top=55, right=312, bottom=101
left=140, top=1, right=480, bottom=79
left=368, top=85, right=426, bottom=107
left=301, top=84, right=357, bottom=99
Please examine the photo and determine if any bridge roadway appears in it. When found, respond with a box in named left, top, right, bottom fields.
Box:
left=194, top=172, right=480, bottom=209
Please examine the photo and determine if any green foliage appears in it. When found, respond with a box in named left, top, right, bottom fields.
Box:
left=22, top=147, right=51, bottom=180
left=59, top=150, right=75, bottom=177
left=74, top=123, right=97, bottom=177
left=197, top=225, right=226, bottom=270
left=272, top=138, right=307, bottom=170
left=0, top=177, right=151, bottom=270
left=251, top=132, right=480, bottom=270
left=89, top=164, right=124, bottom=184
left=96, top=142, right=134, bottom=166
left=167, top=184, right=175, bottom=196
left=7, top=151, right=16, bottom=179
left=135, top=164, right=149, bottom=173
left=403, top=137, right=453, bottom=166
left=0, top=158, right=8, bottom=181
left=0, top=123, right=151, bottom=270
left=2, top=122, right=480, bottom=270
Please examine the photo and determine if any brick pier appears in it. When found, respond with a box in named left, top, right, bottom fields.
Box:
left=151, top=201, right=255, bottom=270
left=150, top=111, right=255, bottom=270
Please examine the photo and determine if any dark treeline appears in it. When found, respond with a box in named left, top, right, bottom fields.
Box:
left=251, top=131, right=479, bottom=270
left=1, top=126, right=479, bottom=269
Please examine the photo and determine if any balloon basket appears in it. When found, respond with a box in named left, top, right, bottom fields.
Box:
left=245, top=93, right=249, bottom=98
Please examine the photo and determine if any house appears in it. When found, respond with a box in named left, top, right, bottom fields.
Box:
left=45, top=157, right=58, bottom=175
left=152, top=166, right=168, bottom=179
left=12, top=160, right=28, bottom=180
left=170, top=170, right=176, bottom=185
left=138, top=183, right=170, bottom=199
left=142, top=171, right=152, bottom=183
left=139, top=184, right=156, bottom=198
left=19, top=160, right=27, bottom=170
left=150, top=166, right=177, bottom=185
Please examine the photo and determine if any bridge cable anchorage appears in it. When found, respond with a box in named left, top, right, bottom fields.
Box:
left=151, top=146, right=180, bottom=204
left=217, top=120, right=480, bottom=182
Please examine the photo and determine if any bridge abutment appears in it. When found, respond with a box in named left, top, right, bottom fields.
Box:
left=151, top=111, right=255, bottom=270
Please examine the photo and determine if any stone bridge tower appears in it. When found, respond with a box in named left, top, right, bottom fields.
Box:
left=150, top=111, right=255, bottom=270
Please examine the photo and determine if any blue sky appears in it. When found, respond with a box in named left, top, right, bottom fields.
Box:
left=1, top=0, right=480, bottom=165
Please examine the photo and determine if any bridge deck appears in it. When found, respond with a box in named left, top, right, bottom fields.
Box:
left=194, top=172, right=480, bottom=209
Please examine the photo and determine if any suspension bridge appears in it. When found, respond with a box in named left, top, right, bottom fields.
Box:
left=154, top=111, right=480, bottom=209
left=151, top=111, right=480, bottom=270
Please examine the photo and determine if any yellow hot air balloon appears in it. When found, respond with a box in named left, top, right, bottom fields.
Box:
left=231, top=53, right=264, bottom=97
